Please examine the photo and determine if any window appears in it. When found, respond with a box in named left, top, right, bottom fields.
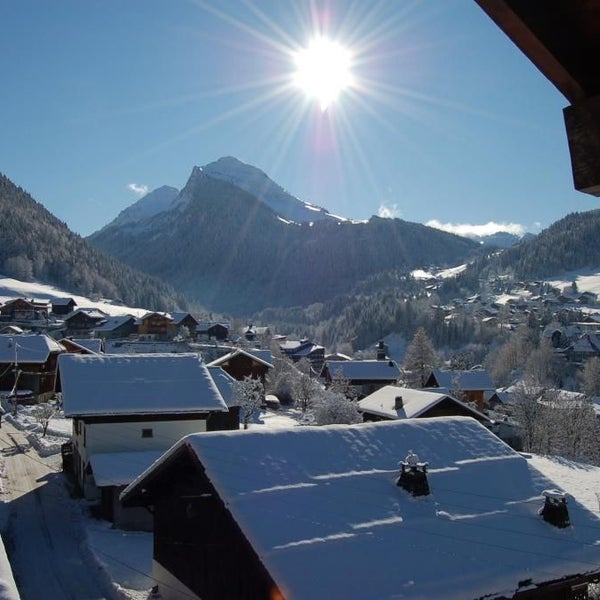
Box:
left=142, top=428, right=153, bottom=438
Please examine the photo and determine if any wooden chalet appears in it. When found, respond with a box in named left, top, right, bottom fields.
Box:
left=63, top=308, right=107, bottom=337
left=51, top=297, right=77, bottom=315
left=279, top=338, right=325, bottom=372
left=0, top=333, right=65, bottom=402
left=59, top=353, right=231, bottom=527
left=358, top=385, right=490, bottom=424
left=0, top=298, right=43, bottom=322
left=170, top=312, right=199, bottom=339
left=121, top=417, right=600, bottom=600
left=137, top=312, right=174, bottom=340
left=207, top=348, right=273, bottom=388
left=91, top=315, right=137, bottom=340
left=197, top=321, right=230, bottom=341
left=321, top=358, right=401, bottom=399
left=424, top=368, right=498, bottom=411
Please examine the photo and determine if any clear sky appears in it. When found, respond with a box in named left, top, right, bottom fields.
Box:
left=0, top=1, right=595, bottom=238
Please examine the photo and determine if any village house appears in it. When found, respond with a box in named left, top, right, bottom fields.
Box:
left=0, top=298, right=47, bottom=323
left=207, top=347, right=273, bottom=389
left=170, top=312, right=199, bottom=339
left=50, top=297, right=77, bottom=315
left=357, top=385, right=489, bottom=424
left=59, top=353, right=231, bottom=527
left=424, top=368, right=498, bottom=411
left=197, top=321, right=230, bottom=341
left=63, top=308, right=108, bottom=337
left=321, top=358, right=401, bottom=399
left=136, top=312, right=174, bottom=340
left=279, top=338, right=325, bottom=372
left=91, top=315, right=137, bottom=340
left=59, top=338, right=103, bottom=355
left=121, top=417, right=600, bottom=600
left=0, top=333, right=64, bottom=402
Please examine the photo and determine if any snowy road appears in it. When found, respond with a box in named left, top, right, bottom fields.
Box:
left=0, top=421, right=113, bottom=600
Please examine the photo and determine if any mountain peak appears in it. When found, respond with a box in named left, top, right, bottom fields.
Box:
left=201, top=156, right=338, bottom=224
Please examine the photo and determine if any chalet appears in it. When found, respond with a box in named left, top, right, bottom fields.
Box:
left=170, top=312, right=199, bottom=339
left=207, top=348, right=273, bottom=388
left=0, top=334, right=64, bottom=402
left=566, top=334, right=600, bottom=363
left=136, top=312, right=174, bottom=340
left=59, top=353, right=230, bottom=524
left=63, top=308, right=107, bottom=337
left=0, top=298, right=41, bottom=322
left=279, top=338, right=325, bottom=372
left=424, top=368, right=497, bottom=411
left=51, top=297, right=77, bottom=315
left=321, top=359, right=400, bottom=399
left=197, top=321, right=230, bottom=341
left=91, top=315, right=137, bottom=340
left=121, top=417, right=600, bottom=600
left=357, top=385, right=489, bottom=424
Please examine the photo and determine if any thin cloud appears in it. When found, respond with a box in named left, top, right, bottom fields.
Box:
left=378, top=203, right=401, bottom=219
left=426, top=220, right=526, bottom=238
left=127, top=183, right=149, bottom=196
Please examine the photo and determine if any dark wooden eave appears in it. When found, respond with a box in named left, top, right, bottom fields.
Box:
left=474, top=0, right=600, bottom=104
left=475, top=0, right=600, bottom=196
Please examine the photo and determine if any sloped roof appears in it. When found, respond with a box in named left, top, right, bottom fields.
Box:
left=169, top=312, right=198, bottom=326
left=207, top=348, right=274, bottom=370
left=357, top=385, right=488, bottom=421
left=71, top=338, right=103, bottom=353
left=429, top=368, right=495, bottom=390
left=325, top=359, right=400, bottom=381
left=64, top=308, right=107, bottom=322
left=60, top=353, right=228, bottom=417
left=0, top=334, right=64, bottom=363
left=122, top=417, right=600, bottom=600
left=206, top=365, right=238, bottom=407
left=92, top=315, right=135, bottom=332
left=90, top=450, right=164, bottom=487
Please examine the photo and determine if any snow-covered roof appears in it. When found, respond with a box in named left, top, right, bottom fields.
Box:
left=90, top=451, right=164, bottom=487
left=0, top=334, right=64, bottom=363
left=64, top=308, right=107, bottom=321
left=206, top=366, right=237, bottom=407
left=70, top=338, right=103, bottom=353
left=123, top=417, right=600, bottom=600
left=429, top=368, right=495, bottom=390
left=51, top=297, right=75, bottom=306
left=207, top=348, right=274, bottom=370
left=60, top=353, right=229, bottom=417
left=92, top=315, right=135, bottom=332
left=246, top=348, right=273, bottom=365
left=325, top=359, right=400, bottom=381
left=357, top=385, right=488, bottom=421
left=170, top=312, right=198, bottom=326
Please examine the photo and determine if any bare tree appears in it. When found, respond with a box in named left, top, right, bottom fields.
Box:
left=233, top=376, right=264, bottom=430
left=31, top=403, right=56, bottom=438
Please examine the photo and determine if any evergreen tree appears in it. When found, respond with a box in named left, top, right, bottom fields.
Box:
left=403, top=327, right=438, bottom=388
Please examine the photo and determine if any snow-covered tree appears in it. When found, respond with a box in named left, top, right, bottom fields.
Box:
left=234, top=376, right=264, bottom=430
left=292, top=371, right=322, bottom=413
left=403, top=327, right=438, bottom=388
left=313, top=390, right=361, bottom=426
left=31, top=403, right=56, bottom=437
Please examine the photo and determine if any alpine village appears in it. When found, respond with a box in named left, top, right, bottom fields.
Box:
left=1, top=3, right=600, bottom=600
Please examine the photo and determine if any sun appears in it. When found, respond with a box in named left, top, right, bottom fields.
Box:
left=292, top=37, right=355, bottom=111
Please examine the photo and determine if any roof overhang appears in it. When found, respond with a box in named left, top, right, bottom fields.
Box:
left=475, top=0, right=600, bottom=196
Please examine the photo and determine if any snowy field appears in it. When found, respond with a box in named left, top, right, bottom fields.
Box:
left=1, top=402, right=600, bottom=599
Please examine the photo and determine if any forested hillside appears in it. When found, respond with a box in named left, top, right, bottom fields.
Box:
left=497, top=210, right=600, bottom=278
left=0, top=174, right=186, bottom=311
left=89, top=167, right=479, bottom=314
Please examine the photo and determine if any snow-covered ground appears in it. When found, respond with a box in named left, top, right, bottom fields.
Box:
left=0, top=275, right=149, bottom=318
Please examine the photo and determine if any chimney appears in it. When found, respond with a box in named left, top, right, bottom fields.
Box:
left=540, top=489, right=570, bottom=528
left=394, top=396, right=403, bottom=410
left=396, top=450, right=430, bottom=497
left=376, top=340, right=387, bottom=361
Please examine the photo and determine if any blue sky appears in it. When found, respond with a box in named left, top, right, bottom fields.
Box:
left=0, top=1, right=594, bottom=237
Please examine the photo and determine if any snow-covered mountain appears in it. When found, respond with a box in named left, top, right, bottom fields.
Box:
left=201, top=156, right=341, bottom=224
left=97, top=185, right=179, bottom=231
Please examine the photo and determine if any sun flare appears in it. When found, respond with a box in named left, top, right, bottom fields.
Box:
left=293, top=37, right=354, bottom=111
